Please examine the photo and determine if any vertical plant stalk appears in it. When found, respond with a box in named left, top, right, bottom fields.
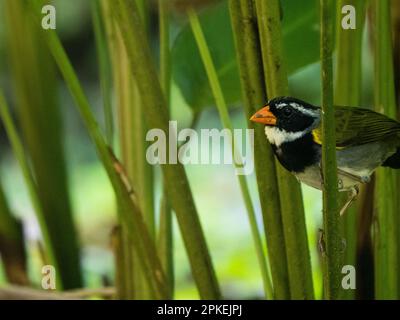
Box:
left=229, top=0, right=290, bottom=299
left=129, top=0, right=156, bottom=300
left=111, top=0, right=221, bottom=299
left=321, top=0, right=342, bottom=300
left=0, top=181, right=29, bottom=285
left=6, top=0, right=82, bottom=289
left=334, top=0, right=367, bottom=300
left=372, top=0, right=399, bottom=300
left=99, top=0, right=136, bottom=298
left=92, top=0, right=114, bottom=145
left=102, top=0, right=156, bottom=299
left=158, top=0, right=174, bottom=297
left=0, top=91, right=61, bottom=289
left=188, top=7, right=273, bottom=299
left=255, top=0, right=314, bottom=299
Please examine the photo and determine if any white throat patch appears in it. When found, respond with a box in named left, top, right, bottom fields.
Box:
left=264, top=126, right=306, bottom=147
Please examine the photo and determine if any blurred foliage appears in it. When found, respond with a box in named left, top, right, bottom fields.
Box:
left=172, top=0, right=319, bottom=111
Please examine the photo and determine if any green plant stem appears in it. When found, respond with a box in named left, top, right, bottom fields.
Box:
left=111, top=0, right=221, bottom=299
left=102, top=2, right=136, bottom=297
left=255, top=0, right=314, bottom=299
left=158, top=0, right=174, bottom=297
left=29, top=0, right=170, bottom=298
left=229, top=0, right=290, bottom=299
left=0, top=91, right=61, bottom=289
left=92, top=0, right=114, bottom=145
left=372, top=0, right=399, bottom=300
left=335, top=0, right=366, bottom=103
left=334, top=0, right=367, bottom=300
left=320, top=0, right=342, bottom=300
left=188, top=7, right=273, bottom=299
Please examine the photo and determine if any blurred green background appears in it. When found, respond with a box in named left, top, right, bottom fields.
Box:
left=0, top=0, right=376, bottom=299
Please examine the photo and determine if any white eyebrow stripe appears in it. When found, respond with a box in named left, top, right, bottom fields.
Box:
left=275, top=101, right=319, bottom=116
left=295, top=105, right=319, bottom=117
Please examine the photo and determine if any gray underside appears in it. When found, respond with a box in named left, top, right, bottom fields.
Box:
left=294, top=141, right=396, bottom=191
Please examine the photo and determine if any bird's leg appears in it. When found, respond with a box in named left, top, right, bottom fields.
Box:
left=339, top=185, right=359, bottom=216
left=337, top=168, right=369, bottom=184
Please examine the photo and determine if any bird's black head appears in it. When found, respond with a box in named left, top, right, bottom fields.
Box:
left=250, top=96, right=320, bottom=133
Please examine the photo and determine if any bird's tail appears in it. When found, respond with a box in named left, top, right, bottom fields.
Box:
left=382, top=148, right=400, bottom=169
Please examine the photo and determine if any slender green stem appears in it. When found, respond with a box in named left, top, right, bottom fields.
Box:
left=0, top=91, right=61, bottom=289
left=229, top=0, right=290, bottom=299
left=320, top=0, right=342, bottom=300
left=255, top=0, right=314, bottom=299
left=99, top=0, right=136, bottom=298
left=159, top=0, right=171, bottom=106
left=158, top=0, right=174, bottom=298
left=188, top=7, right=273, bottom=299
left=111, top=0, right=221, bottom=299
left=92, top=0, right=114, bottom=145
left=372, top=0, right=399, bottom=300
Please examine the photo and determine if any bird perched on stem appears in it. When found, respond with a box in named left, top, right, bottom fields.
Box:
left=250, top=96, right=400, bottom=215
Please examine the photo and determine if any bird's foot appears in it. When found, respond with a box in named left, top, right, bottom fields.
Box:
left=339, top=185, right=359, bottom=216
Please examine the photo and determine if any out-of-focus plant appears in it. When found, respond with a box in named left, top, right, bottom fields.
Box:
left=4, top=0, right=82, bottom=289
left=188, top=6, right=273, bottom=299
left=372, top=0, right=399, bottom=300
left=334, top=0, right=368, bottom=300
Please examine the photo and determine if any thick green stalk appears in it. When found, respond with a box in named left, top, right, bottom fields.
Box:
left=372, top=0, right=399, bottom=300
left=335, top=0, right=366, bottom=102
left=111, top=0, right=221, bottom=299
left=188, top=6, right=273, bottom=299
left=28, top=0, right=169, bottom=297
left=131, top=0, right=156, bottom=299
left=158, top=0, right=174, bottom=297
left=0, top=91, right=61, bottom=289
left=102, top=0, right=156, bottom=299
left=229, top=0, right=290, bottom=299
left=321, top=0, right=342, bottom=300
left=0, top=181, right=29, bottom=285
left=334, top=0, right=367, bottom=300
left=255, top=0, right=314, bottom=299
left=98, top=0, right=135, bottom=298
left=6, top=0, right=82, bottom=289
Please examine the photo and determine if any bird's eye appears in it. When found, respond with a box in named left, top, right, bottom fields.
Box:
left=282, top=107, right=292, bottom=117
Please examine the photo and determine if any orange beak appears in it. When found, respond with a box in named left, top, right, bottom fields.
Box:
left=250, top=105, right=277, bottom=125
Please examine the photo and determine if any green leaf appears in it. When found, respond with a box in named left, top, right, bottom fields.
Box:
left=172, top=0, right=319, bottom=111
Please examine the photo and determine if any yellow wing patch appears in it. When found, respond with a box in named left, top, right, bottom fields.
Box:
left=311, top=128, right=345, bottom=149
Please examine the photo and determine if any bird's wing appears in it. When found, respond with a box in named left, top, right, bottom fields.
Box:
left=312, top=106, right=400, bottom=148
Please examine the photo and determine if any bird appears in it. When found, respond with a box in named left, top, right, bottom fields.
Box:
left=250, top=96, right=400, bottom=215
